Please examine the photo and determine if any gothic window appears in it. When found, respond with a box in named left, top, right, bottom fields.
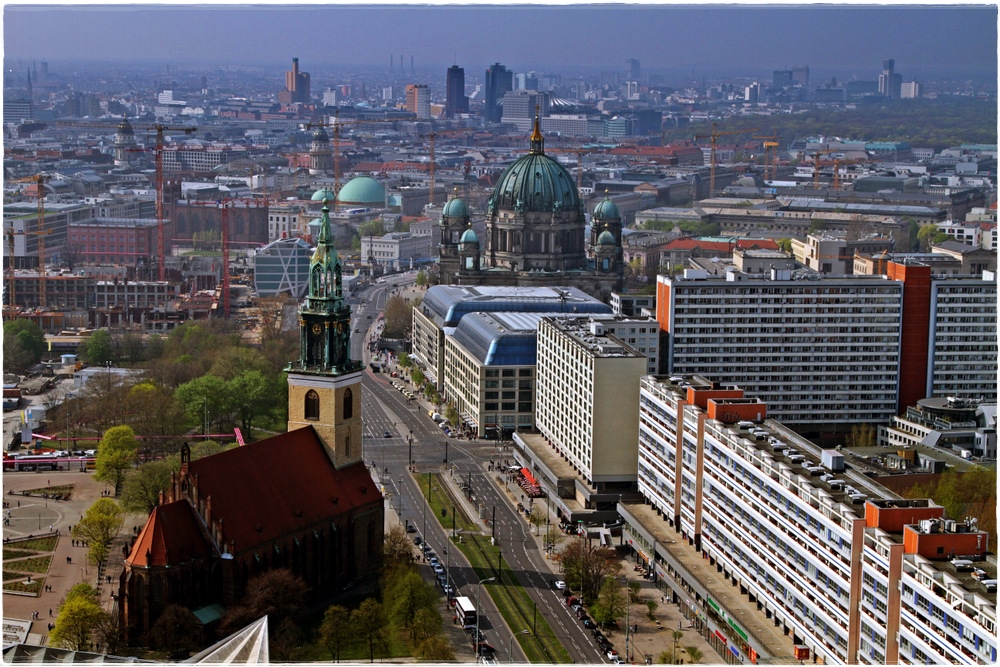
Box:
left=343, top=388, right=353, bottom=419
left=305, top=390, right=320, bottom=420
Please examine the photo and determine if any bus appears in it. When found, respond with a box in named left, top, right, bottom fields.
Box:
left=3, top=456, right=95, bottom=472
left=453, top=596, right=477, bottom=629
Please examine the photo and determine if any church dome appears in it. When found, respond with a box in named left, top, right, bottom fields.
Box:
left=311, top=188, right=336, bottom=202
left=488, top=124, right=579, bottom=214
left=598, top=228, right=616, bottom=246
left=338, top=176, right=385, bottom=205
left=593, top=196, right=619, bottom=220
left=443, top=196, right=469, bottom=218
left=117, top=117, right=134, bottom=136
left=460, top=227, right=479, bottom=245
left=312, top=127, right=329, bottom=143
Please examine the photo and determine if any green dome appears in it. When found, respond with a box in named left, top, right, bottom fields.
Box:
left=460, top=227, right=479, bottom=245
left=489, top=150, right=579, bottom=214
left=311, top=188, right=336, bottom=202
left=443, top=196, right=469, bottom=218
left=338, top=176, right=385, bottom=205
left=312, top=127, right=329, bottom=142
left=598, top=229, right=616, bottom=246
left=593, top=197, right=620, bottom=219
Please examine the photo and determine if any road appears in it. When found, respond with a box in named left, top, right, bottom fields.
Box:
left=349, top=276, right=609, bottom=664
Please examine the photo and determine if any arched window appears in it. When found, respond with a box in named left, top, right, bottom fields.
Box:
left=305, top=390, right=320, bottom=420
left=343, top=388, right=353, bottom=419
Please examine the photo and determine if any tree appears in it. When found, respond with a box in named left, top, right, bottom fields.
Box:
left=685, top=646, right=704, bottom=664
left=444, top=404, right=460, bottom=428
left=80, top=329, right=114, bottom=365
left=591, top=576, right=627, bottom=630
left=411, top=367, right=426, bottom=387
left=557, top=536, right=622, bottom=604
left=150, top=604, right=198, bottom=659
left=383, top=295, right=412, bottom=339
left=646, top=598, right=658, bottom=621
left=415, top=635, right=454, bottom=660
left=844, top=423, right=877, bottom=448
left=628, top=580, right=641, bottom=603
left=907, top=467, right=997, bottom=541
left=351, top=597, right=387, bottom=663
left=529, top=504, right=546, bottom=535
left=410, top=607, right=442, bottom=643
left=174, top=374, right=233, bottom=434
left=94, top=426, right=138, bottom=495
left=229, top=369, right=273, bottom=439
left=50, top=590, right=108, bottom=651
left=916, top=223, right=951, bottom=251
left=73, top=498, right=125, bottom=566
left=385, top=570, right=436, bottom=642
left=382, top=525, right=415, bottom=574
left=3, top=318, right=47, bottom=372
left=398, top=351, right=411, bottom=368
left=319, top=605, right=351, bottom=662
left=120, top=459, right=178, bottom=514
left=414, top=270, right=428, bottom=288
left=220, top=569, right=309, bottom=639
left=776, top=238, right=793, bottom=253
left=255, top=296, right=290, bottom=344
left=358, top=219, right=385, bottom=240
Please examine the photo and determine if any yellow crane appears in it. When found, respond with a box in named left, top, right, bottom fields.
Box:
left=694, top=123, right=759, bottom=195
left=752, top=134, right=781, bottom=181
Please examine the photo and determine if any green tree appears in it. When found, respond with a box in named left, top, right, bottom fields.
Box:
left=3, top=318, right=47, bottom=372
left=150, top=604, right=198, bottom=659
left=385, top=569, right=436, bottom=641
left=382, top=524, right=415, bottom=574
left=174, top=374, right=233, bottom=433
left=73, top=498, right=125, bottom=566
left=415, top=269, right=428, bottom=288
left=319, top=604, right=351, bottom=662
left=411, top=367, right=426, bottom=387
left=411, top=607, right=442, bottom=643
left=398, top=351, right=411, bottom=368
left=94, top=425, right=138, bottom=495
left=591, top=576, right=627, bottom=630
left=50, top=584, right=108, bottom=651
left=646, top=598, right=658, bottom=621
left=383, top=295, right=412, bottom=338
left=776, top=238, right=793, bottom=253
left=415, top=634, right=454, bottom=660
left=358, top=219, right=385, bottom=240
left=628, top=580, right=642, bottom=603
left=80, top=329, right=114, bottom=365
left=686, top=646, right=704, bottom=664
left=444, top=404, right=460, bottom=428
left=219, top=569, right=309, bottom=653
left=351, top=598, right=387, bottom=663
left=529, top=504, right=546, bottom=535
left=120, top=459, right=178, bottom=514
left=229, top=369, right=272, bottom=439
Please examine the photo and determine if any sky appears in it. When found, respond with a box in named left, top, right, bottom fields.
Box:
left=3, top=3, right=998, bottom=80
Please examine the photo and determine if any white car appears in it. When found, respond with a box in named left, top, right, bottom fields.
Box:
left=554, top=580, right=567, bottom=590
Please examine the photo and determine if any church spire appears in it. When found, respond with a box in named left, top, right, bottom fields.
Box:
left=529, top=103, right=544, bottom=155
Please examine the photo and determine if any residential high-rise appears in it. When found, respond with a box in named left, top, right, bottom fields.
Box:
left=484, top=62, right=513, bottom=123
left=625, top=57, right=640, bottom=81
left=279, top=57, right=310, bottom=104
left=791, top=64, right=810, bottom=86
left=445, top=65, right=469, bottom=118
left=656, top=264, right=997, bottom=428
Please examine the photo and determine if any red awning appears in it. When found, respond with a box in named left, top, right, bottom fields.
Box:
left=521, top=467, right=537, bottom=485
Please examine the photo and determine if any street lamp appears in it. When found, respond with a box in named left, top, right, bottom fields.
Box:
left=475, top=576, right=496, bottom=663
left=508, top=629, right=529, bottom=663
left=623, top=576, right=631, bottom=663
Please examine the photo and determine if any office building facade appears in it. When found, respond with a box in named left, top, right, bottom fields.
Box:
left=445, top=65, right=469, bottom=118
left=484, top=62, right=513, bottom=123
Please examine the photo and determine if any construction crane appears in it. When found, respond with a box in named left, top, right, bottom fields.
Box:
left=693, top=123, right=759, bottom=196
left=418, top=128, right=474, bottom=207
left=752, top=134, right=780, bottom=181
left=7, top=175, right=52, bottom=308
left=307, top=112, right=398, bottom=209
left=547, top=146, right=605, bottom=192
left=57, top=120, right=196, bottom=280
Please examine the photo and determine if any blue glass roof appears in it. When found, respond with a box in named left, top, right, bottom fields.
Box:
left=421, top=285, right=611, bottom=327
left=452, top=311, right=566, bottom=366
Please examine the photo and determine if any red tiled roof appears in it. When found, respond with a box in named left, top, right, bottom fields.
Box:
left=187, top=426, right=380, bottom=554
left=126, top=500, right=213, bottom=568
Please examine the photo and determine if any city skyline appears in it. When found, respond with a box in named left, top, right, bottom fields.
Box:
left=4, top=3, right=997, bottom=81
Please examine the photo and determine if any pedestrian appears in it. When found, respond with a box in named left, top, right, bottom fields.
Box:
left=48, top=609, right=52, bottom=617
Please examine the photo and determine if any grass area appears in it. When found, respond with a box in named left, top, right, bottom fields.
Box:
left=22, top=484, right=75, bottom=499
left=3, top=572, right=45, bottom=594
left=418, top=473, right=572, bottom=664
left=3, top=548, right=37, bottom=560
left=5, top=555, right=52, bottom=574
left=9, top=537, right=57, bottom=551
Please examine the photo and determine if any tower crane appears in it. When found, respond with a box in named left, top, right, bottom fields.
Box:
left=189, top=199, right=233, bottom=319
left=418, top=128, right=474, bottom=207
left=7, top=175, right=52, bottom=308
left=805, top=149, right=843, bottom=189
left=752, top=134, right=781, bottom=181
left=693, top=123, right=759, bottom=196
left=547, top=146, right=604, bottom=192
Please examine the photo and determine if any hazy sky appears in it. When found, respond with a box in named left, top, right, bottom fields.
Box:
left=4, top=3, right=998, bottom=80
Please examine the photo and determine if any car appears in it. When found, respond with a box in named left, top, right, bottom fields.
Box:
left=592, top=630, right=604, bottom=641
left=413, top=535, right=422, bottom=545
left=582, top=619, right=596, bottom=629
left=562, top=588, right=573, bottom=597
left=421, top=542, right=431, bottom=553
left=611, top=659, right=626, bottom=664
left=576, top=610, right=588, bottom=620
left=383, top=430, right=392, bottom=438
left=406, top=524, right=417, bottom=533
left=570, top=604, right=583, bottom=614
left=607, top=649, right=620, bottom=660
left=429, top=557, right=439, bottom=567
left=390, top=371, right=399, bottom=377
left=553, top=580, right=567, bottom=590
left=566, top=596, right=579, bottom=607
left=433, top=565, right=445, bottom=576
left=442, top=584, right=454, bottom=596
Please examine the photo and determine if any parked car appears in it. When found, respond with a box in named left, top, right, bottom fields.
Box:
left=607, top=649, right=620, bottom=660
left=566, top=596, right=579, bottom=607
left=413, top=535, right=422, bottom=545
left=553, top=580, right=567, bottom=590
left=582, top=619, right=596, bottom=629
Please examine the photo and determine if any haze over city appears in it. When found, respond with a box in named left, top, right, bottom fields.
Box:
left=4, top=3, right=998, bottom=81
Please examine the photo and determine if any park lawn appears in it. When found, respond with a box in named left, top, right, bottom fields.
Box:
left=11, top=537, right=57, bottom=552
left=3, top=548, right=37, bottom=560
left=5, top=555, right=52, bottom=573
left=3, top=576, right=44, bottom=594
left=22, top=484, right=74, bottom=498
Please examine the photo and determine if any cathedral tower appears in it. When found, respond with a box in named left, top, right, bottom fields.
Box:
left=286, top=201, right=363, bottom=468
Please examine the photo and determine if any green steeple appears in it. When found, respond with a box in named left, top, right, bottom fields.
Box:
left=290, top=201, right=357, bottom=374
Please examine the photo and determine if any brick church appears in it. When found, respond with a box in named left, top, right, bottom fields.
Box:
left=118, top=202, right=384, bottom=645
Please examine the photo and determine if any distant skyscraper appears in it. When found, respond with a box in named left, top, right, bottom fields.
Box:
left=879, top=58, right=903, bottom=99
left=484, top=62, right=513, bottom=123
left=405, top=84, right=430, bottom=119
left=900, top=80, right=922, bottom=99
left=445, top=65, right=469, bottom=118
left=773, top=70, right=794, bottom=87
left=279, top=57, right=310, bottom=104
left=625, top=58, right=640, bottom=81
left=791, top=65, right=810, bottom=87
